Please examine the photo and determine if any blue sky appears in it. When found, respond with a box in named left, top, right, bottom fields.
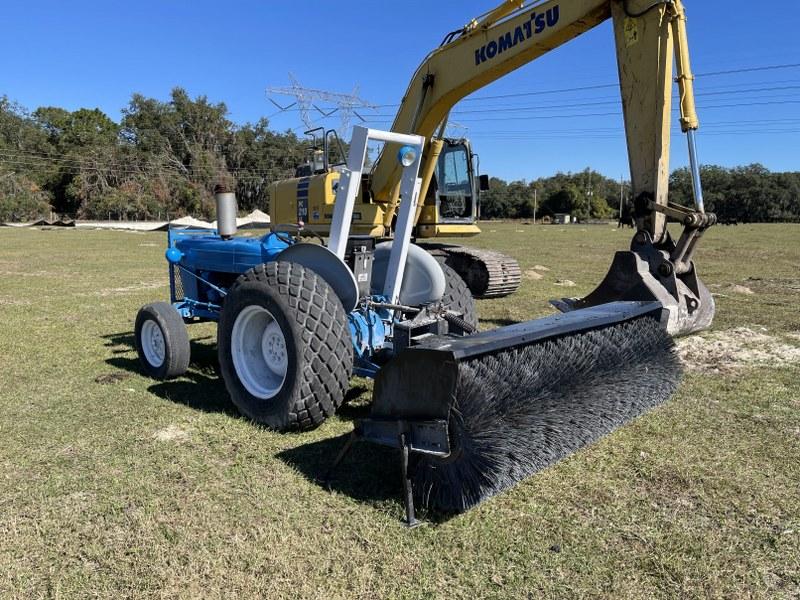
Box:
left=2, top=1, right=798, bottom=181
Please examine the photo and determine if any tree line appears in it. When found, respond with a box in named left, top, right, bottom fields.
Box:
left=481, top=166, right=800, bottom=224
left=1, top=89, right=798, bottom=223
left=0, top=89, right=306, bottom=221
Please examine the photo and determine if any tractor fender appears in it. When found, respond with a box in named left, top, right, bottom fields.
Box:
left=371, top=242, right=446, bottom=306
left=275, top=243, right=359, bottom=312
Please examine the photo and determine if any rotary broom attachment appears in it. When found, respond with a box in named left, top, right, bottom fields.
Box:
left=410, top=315, right=680, bottom=512
left=348, top=301, right=682, bottom=525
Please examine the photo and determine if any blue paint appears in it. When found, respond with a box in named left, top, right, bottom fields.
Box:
left=348, top=299, right=392, bottom=377
left=165, top=246, right=183, bottom=264
left=175, top=231, right=291, bottom=274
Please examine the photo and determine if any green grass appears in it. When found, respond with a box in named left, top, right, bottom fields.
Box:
left=1, top=223, right=798, bottom=598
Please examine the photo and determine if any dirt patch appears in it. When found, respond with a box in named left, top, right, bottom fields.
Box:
left=95, top=372, right=131, bottom=385
left=532, top=265, right=551, bottom=272
left=677, top=327, right=800, bottom=373
left=153, top=425, right=190, bottom=442
left=524, top=270, right=544, bottom=280
left=0, top=270, right=73, bottom=277
left=555, top=279, right=576, bottom=287
left=741, top=276, right=800, bottom=293
left=0, top=296, right=30, bottom=306
left=93, top=281, right=166, bottom=297
left=731, top=285, right=754, bottom=295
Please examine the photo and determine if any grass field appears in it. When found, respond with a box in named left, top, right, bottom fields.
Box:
left=1, top=222, right=798, bottom=598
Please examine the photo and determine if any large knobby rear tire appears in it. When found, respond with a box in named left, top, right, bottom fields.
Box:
left=440, top=263, right=478, bottom=330
left=218, top=261, right=352, bottom=431
left=134, top=302, right=191, bottom=380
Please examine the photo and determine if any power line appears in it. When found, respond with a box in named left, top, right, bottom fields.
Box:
left=354, top=84, right=800, bottom=119
left=267, top=64, right=800, bottom=116
left=461, top=118, right=800, bottom=136
left=0, top=148, right=300, bottom=178
left=460, top=62, right=800, bottom=103
left=0, top=155, right=295, bottom=182
left=392, top=99, right=800, bottom=123
left=329, top=62, right=800, bottom=112
left=696, top=63, right=800, bottom=78
left=466, top=129, right=800, bottom=141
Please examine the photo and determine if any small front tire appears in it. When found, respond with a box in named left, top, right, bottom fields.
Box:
left=135, top=302, right=191, bottom=380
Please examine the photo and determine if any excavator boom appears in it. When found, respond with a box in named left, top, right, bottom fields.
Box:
left=370, top=0, right=704, bottom=246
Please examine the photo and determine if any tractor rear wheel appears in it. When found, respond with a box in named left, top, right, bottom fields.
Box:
left=134, top=302, right=191, bottom=380
left=441, top=263, right=478, bottom=330
left=217, top=261, right=352, bottom=431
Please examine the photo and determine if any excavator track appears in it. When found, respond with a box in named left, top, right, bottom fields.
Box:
left=419, top=243, right=522, bottom=299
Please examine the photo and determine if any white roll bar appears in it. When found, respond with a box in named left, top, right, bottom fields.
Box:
left=327, top=126, right=425, bottom=305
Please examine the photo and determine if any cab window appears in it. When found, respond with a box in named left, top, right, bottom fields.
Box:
left=437, top=145, right=472, bottom=195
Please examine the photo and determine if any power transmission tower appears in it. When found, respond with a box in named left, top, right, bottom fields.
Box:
left=266, top=73, right=377, bottom=138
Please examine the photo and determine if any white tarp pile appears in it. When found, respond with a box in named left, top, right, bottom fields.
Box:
left=3, top=210, right=271, bottom=232
left=211, top=209, right=271, bottom=230
left=167, top=216, right=214, bottom=230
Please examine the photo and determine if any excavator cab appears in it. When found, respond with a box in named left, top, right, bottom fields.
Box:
left=435, top=139, right=478, bottom=224
left=416, top=139, right=482, bottom=237
left=415, top=138, right=522, bottom=298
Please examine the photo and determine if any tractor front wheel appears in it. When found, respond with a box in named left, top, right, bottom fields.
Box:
left=217, top=261, right=352, bottom=431
left=134, top=302, right=191, bottom=380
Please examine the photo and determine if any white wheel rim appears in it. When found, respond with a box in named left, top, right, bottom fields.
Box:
left=231, top=305, right=288, bottom=400
left=141, top=320, right=166, bottom=367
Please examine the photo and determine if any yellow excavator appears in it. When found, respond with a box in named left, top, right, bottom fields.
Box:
left=271, top=130, right=523, bottom=297
left=272, top=130, right=525, bottom=297
left=268, top=0, right=711, bottom=308
left=260, top=0, right=715, bottom=519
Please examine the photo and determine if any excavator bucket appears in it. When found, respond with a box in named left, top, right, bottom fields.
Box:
left=551, top=229, right=715, bottom=337
left=358, top=301, right=681, bottom=517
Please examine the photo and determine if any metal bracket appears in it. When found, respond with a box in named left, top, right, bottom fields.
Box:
left=399, top=433, right=420, bottom=529
left=326, top=126, right=425, bottom=311
left=647, top=199, right=715, bottom=229
left=324, top=418, right=450, bottom=527
left=646, top=200, right=716, bottom=275
left=175, top=263, right=228, bottom=297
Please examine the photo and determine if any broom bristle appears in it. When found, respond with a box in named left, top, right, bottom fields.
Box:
left=411, top=316, right=682, bottom=513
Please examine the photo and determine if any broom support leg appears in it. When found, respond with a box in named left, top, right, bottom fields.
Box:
left=399, top=433, right=420, bottom=528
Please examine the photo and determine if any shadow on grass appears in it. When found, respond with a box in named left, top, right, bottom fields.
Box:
left=277, top=432, right=434, bottom=522
left=104, top=331, right=236, bottom=417
left=481, top=317, right=521, bottom=328
left=279, top=433, right=395, bottom=497
left=103, top=332, right=373, bottom=423
left=105, top=331, right=433, bottom=521
left=102, top=332, right=213, bottom=356
left=278, top=429, right=457, bottom=526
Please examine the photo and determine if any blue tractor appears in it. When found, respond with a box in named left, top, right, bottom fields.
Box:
left=133, top=127, right=701, bottom=524
left=136, top=130, right=477, bottom=431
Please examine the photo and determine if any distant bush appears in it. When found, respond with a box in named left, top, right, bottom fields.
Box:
left=0, top=170, right=52, bottom=221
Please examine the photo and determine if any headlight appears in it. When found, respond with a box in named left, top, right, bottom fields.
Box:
left=397, top=145, right=417, bottom=167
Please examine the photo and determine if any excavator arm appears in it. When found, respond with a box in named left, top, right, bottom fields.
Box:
left=370, top=0, right=705, bottom=245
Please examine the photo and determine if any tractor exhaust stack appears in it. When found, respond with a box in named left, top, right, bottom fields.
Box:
left=214, top=184, right=238, bottom=240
